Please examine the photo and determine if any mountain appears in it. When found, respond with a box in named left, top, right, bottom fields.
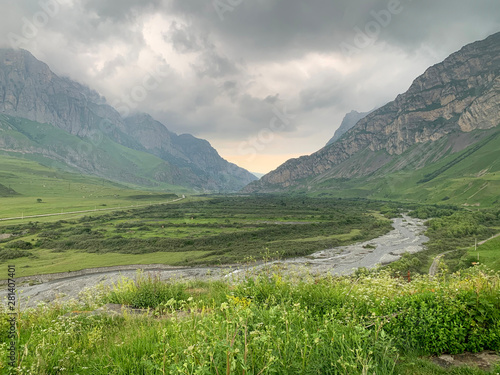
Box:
left=122, top=113, right=257, bottom=191
left=244, top=32, right=500, bottom=204
left=251, top=172, right=265, bottom=179
left=326, top=110, right=372, bottom=146
left=0, top=48, right=256, bottom=192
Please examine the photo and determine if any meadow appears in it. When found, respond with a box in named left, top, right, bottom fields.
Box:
left=0, top=153, right=188, bottom=226
left=0, top=197, right=394, bottom=278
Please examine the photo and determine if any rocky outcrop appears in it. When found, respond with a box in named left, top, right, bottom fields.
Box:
left=245, top=32, right=500, bottom=192
left=0, top=49, right=256, bottom=191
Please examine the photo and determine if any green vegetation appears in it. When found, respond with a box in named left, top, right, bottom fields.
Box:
left=308, top=129, right=500, bottom=207
left=386, top=205, right=500, bottom=275
left=0, top=183, right=17, bottom=197
left=0, top=115, right=192, bottom=193
left=417, top=132, right=499, bottom=184
left=0, top=153, right=186, bottom=224
left=0, top=197, right=394, bottom=277
left=1, top=267, right=499, bottom=374
left=465, top=235, right=500, bottom=272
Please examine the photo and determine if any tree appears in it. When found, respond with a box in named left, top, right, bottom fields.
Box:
left=37, top=198, right=42, bottom=203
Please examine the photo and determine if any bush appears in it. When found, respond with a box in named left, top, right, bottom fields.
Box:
left=0, top=248, right=32, bottom=260
left=106, top=272, right=188, bottom=309
left=5, top=240, right=33, bottom=250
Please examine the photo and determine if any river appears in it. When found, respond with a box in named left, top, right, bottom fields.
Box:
left=1, top=214, right=428, bottom=308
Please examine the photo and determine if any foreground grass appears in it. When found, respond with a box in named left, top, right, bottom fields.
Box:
left=1, top=266, right=499, bottom=374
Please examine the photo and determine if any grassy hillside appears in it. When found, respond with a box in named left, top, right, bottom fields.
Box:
left=0, top=115, right=191, bottom=191
left=307, top=128, right=500, bottom=207
left=464, top=235, right=500, bottom=271
left=0, top=183, right=17, bottom=197
left=0, top=154, right=186, bottom=222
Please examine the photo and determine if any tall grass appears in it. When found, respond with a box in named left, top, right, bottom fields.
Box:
left=1, top=266, right=500, bottom=374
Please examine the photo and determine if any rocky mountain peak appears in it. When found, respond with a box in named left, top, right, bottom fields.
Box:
left=245, top=32, right=500, bottom=193
left=0, top=49, right=256, bottom=191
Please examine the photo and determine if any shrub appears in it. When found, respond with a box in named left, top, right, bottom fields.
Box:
left=0, top=248, right=32, bottom=260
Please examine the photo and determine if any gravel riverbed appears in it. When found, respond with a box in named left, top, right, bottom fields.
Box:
left=1, top=214, right=428, bottom=308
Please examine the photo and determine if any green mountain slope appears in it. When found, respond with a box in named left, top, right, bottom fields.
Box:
left=245, top=32, right=500, bottom=200
left=304, top=128, right=500, bottom=206
left=0, top=48, right=256, bottom=191
left=0, top=114, right=191, bottom=191
left=0, top=183, right=17, bottom=196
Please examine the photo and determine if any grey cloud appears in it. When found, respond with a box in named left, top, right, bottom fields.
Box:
left=264, top=94, right=279, bottom=105
left=192, top=48, right=240, bottom=78
left=1, top=0, right=499, bottom=172
left=80, top=0, right=163, bottom=22
left=166, top=21, right=202, bottom=53
left=95, top=55, right=127, bottom=79
left=165, top=0, right=499, bottom=62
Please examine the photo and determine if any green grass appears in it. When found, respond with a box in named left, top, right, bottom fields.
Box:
left=0, top=153, right=187, bottom=222
left=286, top=228, right=361, bottom=242
left=464, top=235, right=500, bottom=271
left=1, top=266, right=499, bottom=374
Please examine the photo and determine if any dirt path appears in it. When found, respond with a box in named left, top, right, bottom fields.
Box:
left=429, top=250, right=458, bottom=277
left=429, top=233, right=500, bottom=276
left=478, top=232, right=500, bottom=245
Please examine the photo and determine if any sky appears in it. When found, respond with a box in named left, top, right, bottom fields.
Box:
left=1, top=0, right=499, bottom=174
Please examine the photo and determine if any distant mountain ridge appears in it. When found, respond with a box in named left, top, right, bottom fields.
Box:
left=244, top=32, right=500, bottom=198
left=0, top=48, right=256, bottom=191
left=326, top=110, right=372, bottom=146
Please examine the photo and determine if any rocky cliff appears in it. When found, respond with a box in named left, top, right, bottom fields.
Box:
left=0, top=49, right=256, bottom=191
left=245, top=32, right=500, bottom=192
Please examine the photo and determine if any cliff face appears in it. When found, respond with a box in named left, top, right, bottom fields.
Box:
left=245, top=32, right=500, bottom=192
left=0, top=49, right=124, bottom=137
left=0, top=49, right=256, bottom=191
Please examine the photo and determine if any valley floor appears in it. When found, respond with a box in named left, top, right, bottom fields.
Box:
left=0, top=214, right=428, bottom=308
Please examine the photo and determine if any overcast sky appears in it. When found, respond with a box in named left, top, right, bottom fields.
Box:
left=1, top=0, right=499, bottom=173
